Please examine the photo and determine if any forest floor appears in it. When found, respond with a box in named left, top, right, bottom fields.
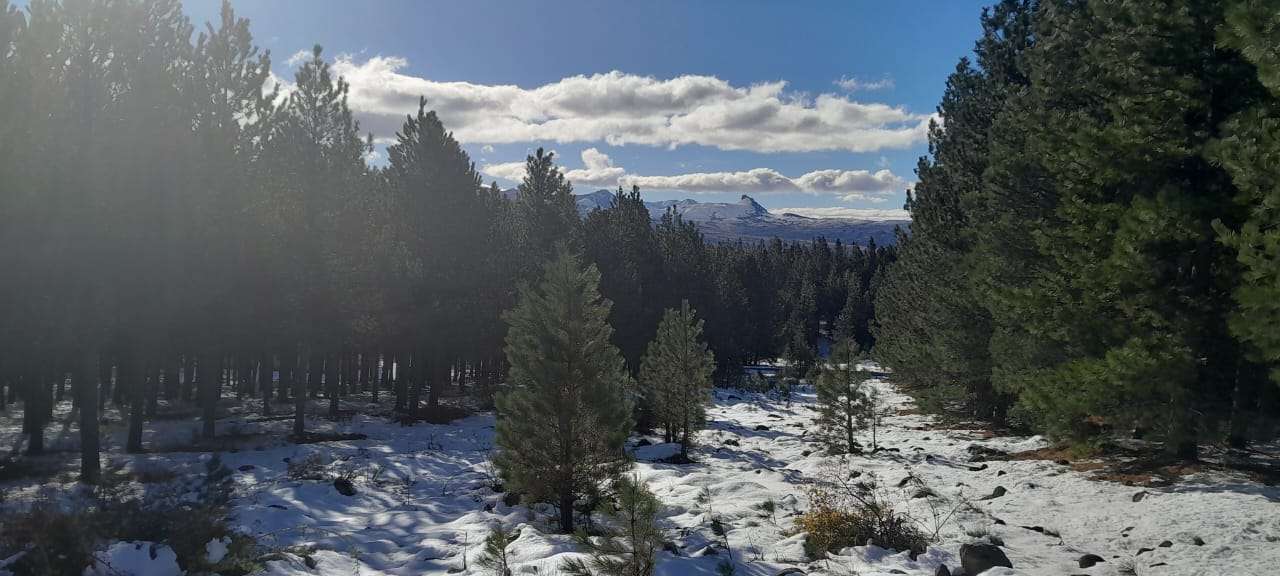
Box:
left=1, top=366, right=1277, bottom=576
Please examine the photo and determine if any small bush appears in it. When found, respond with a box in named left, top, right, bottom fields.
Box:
left=796, top=472, right=929, bottom=560
left=287, top=452, right=331, bottom=481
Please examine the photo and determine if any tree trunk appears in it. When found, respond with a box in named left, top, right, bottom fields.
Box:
left=24, top=366, right=46, bottom=455
left=371, top=353, right=381, bottom=404
left=292, top=350, right=306, bottom=438
left=1227, top=364, right=1261, bottom=449
left=559, top=490, right=575, bottom=534
left=326, top=353, right=339, bottom=420
left=260, top=352, right=273, bottom=416
left=427, top=351, right=444, bottom=409
left=99, top=357, right=112, bottom=410
left=200, top=351, right=218, bottom=439
left=162, top=356, right=177, bottom=402
left=126, top=353, right=145, bottom=453
left=79, top=352, right=100, bottom=484
left=181, top=354, right=195, bottom=403
left=144, top=364, right=159, bottom=418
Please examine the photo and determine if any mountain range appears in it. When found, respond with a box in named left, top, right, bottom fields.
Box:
left=573, top=189, right=907, bottom=245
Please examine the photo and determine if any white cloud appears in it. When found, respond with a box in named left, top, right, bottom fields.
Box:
left=480, top=144, right=494, bottom=154
left=563, top=148, right=627, bottom=187
left=481, top=149, right=908, bottom=198
left=772, top=206, right=910, bottom=220
left=323, top=55, right=931, bottom=153
left=834, top=75, right=895, bottom=92
left=286, top=49, right=311, bottom=67
left=479, top=161, right=527, bottom=183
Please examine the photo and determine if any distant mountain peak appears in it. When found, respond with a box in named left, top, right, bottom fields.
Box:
left=738, top=194, right=768, bottom=215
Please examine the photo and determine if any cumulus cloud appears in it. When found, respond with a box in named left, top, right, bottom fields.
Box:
left=480, top=144, right=494, bottom=154
left=322, top=55, right=931, bottom=153
left=834, top=75, right=895, bottom=92
left=481, top=149, right=908, bottom=199
left=479, top=160, right=527, bottom=183
left=772, top=206, right=910, bottom=220
left=563, top=148, right=627, bottom=187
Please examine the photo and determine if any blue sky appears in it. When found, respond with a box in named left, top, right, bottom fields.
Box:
left=182, top=0, right=991, bottom=218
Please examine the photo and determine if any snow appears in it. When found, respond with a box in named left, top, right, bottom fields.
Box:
left=83, top=541, right=181, bottom=576
left=205, top=537, right=231, bottom=565
left=2, top=365, right=1277, bottom=576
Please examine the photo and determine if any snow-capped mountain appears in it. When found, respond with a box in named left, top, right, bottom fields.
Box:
left=573, top=189, right=906, bottom=245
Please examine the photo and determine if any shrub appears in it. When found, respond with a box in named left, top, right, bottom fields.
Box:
left=286, top=452, right=331, bottom=481
left=796, top=471, right=929, bottom=560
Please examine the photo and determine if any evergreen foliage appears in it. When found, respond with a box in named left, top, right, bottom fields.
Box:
left=495, top=248, right=634, bottom=534
left=561, top=475, right=664, bottom=576
left=639, top=301, right=716, bottom=458
left=814, top=341, right=873, bottom=455
left=873, top=0, right=1280, bottom=455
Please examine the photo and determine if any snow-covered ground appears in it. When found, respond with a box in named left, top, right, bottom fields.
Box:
left=2, top=369, right=1277, bottom=575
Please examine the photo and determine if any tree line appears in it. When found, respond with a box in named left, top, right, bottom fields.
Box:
left=0, top=0, right=893, bottom=484
left=874, top=0, right=1280, bottom=457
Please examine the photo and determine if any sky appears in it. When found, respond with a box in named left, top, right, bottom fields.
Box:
left=181, top=0, right=991, bottom=219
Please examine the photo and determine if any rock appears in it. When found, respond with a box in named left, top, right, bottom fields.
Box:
left=981, top=486, right=1008, bottom=500
left=997, top=470, right=1007, bottom=476
left=888, top=571, right=906, bottom=575
left=1055, top=459, right=1070, bottom=466
left=1193, top=536, right=1205, bottom=546
left=775, top=569, right=804, bottom=576
left=520, top=565, right=538, bottom=574
left=754, top=424, right=770, bottom=431
left=967, top=444, right=1009, bottom=462
left=993, top=517, right=1006, bottom=525
left=334, top=477, right=357, bottom=496
left=1150, top=562, right=1168, bottom=567
left=1136, top=547, right=1154, bottom=556
left=238, top=464, right=256, bottom=472
left=1079, top=554, right=1105, bottom=568
left=303, top=556, right=318, bottom=569
left=267, top=504, right=287, bottom=510
left=801, top=450, right=811, bottom=457
left=724, top=438, right=740, bottom=447
left=960, top=543, right=1013, bottom=575
left=934, top=565, right=951, bottom=576
left=1158, top=540, right=1173, bottom=548
left=968, top=463, right=989, bottom=472
left=1132, top=491, right=1147, bottom=502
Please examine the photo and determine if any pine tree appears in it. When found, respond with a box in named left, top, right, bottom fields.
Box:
left=384, top=97, right=486, bottom=411
left=1208, top=0, right=1280, bottom=448
left=561, top=475, right=663, bottom=576
left=814, top=340, right=872, bottom=455
left=640, top=300, right=716, bottom=459
left=515, top=148, right=579, bottom=275
left=579, top=186, right=665, bottom=374
left=475, top=524, right=519, bottom=576
left=495, top=247, right=634, bottom=533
